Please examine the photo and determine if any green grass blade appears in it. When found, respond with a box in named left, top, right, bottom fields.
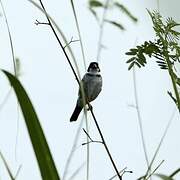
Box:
left=2, top=70, right=60, bottom=180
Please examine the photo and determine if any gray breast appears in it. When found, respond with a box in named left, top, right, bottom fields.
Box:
left=79, top=73, right=102, bottom=103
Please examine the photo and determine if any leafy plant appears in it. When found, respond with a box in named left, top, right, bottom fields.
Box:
left=126, top=10, right=180, bottom=110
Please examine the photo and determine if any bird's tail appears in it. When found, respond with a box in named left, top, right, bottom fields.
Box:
left=70, top=104, right=83, bottom=122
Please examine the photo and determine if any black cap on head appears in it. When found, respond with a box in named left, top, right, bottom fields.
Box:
left=87, top=62, right=100, bottom=72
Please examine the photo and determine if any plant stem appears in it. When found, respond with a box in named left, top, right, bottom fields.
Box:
left=89, top=106, right=122, bottom=180
left=38, top=1, right=122, bottom=179
left=97, top=0, right=110, bottom=62
left=133, top=67, right=149, bottom=167
left=70, top=2, right=89, bottom=179
left=0, top=0, right=16, bottom=76
left=170, top=168, right=180, bottom=178
left=70, top=0, right=87, bottom=70
left=38, top=0, right=80, bottom=86
left=165, top=53, right=180, bottom=112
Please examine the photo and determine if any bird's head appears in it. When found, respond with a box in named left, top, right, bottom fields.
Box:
left=87, top=62, right=100, bottom=73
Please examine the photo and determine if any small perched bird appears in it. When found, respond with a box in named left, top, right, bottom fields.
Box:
left=70, top=62, right=102, bottom=122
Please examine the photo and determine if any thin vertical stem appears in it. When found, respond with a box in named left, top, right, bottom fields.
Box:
left=0, top=0, right=16, bottom=76
left=62, top=115, right=84, bottom=180
left=97, top=0, right=110, bottom=62
left=70, top=2, right=89, bottom=179
left=133, top=67, right=149, bottom=167
left=166, top=59, right=180, bottom=111
left=70, top=0, right=87, bottom=70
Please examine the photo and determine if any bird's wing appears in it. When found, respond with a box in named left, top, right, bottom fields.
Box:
left=78, top=74, right=88, bottom=97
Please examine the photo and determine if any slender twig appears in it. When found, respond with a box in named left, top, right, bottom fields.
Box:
left=133, top=66, right=149, bottom=167
left=28, top=0, right=81, bottom=81
left=83, top=128, right=93, bottom=141
left=62, top=116, right=84, bottom=180
left=35, top=19, right=49, bottom=25
left=145, top=160, right=164, bottom=180
left=109, top=167, right=133, bottom=180
left=166, top=55, right=180, bottom=111
left=0, top=88, right=12, bottom=110
left=0, top=0, right=16, bottom=76
left=70, top=1, right=88, bottom=179
left=68, top=162, right=86, bottom=180
left=109, top=167, right=127, bottom=180
left=0, top=2, right=21, bottom=163
left=63, top=37, right=79, bottom=49
left=82, top=128, right=103, bottom=145
left=97, top=0, right=110, bottom=62
left=162, top=36, right=180, bottom=111
left=38, top=1, right=122, bottom=179
left=88, top=104, right=122, bottom=180
left=38, top=0, right=80, bottom=85
left=122, top=170, right=133, bottom=176
left=82, top=140, right=103, bottom=146
left=14, top=165, right=22, bottom=179
left=144, top=108, right=175, bottom=179
left=0, top=3, right=20, bottom=158
left=70, top=0, right=87, bottom=70
left=0, top=151, right=15, bottom=180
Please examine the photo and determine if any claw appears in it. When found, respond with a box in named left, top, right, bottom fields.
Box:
left=87, top=104, right=93, bottom=111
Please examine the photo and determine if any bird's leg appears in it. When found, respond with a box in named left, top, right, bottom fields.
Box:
left=87, top=104, right=93, bottom=111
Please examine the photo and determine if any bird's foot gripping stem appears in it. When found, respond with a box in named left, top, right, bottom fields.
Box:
left=87, top=104, right=93, bottom=111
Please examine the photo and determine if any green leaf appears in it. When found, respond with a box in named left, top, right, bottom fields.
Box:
left=137, top=53, right=146, bottom=64
left=128, top=62, right=135, bottom=70
left=155, top=174, right=174, bottom=180
left=134, top=61, right=141, bottom=68
left=167, top=91, right=177, bottom=104
left=126, top=57, right=136, bottom=63
left=176, top=78, right=180, bottom=86
left=2, top=70, right=60, bottom=180
left=89, top=0, right=103, bottom=8
left=105, top=20, right=125, bottom=30
left=89, top=7, right=99, bottom=22
left=125, top=48, right=138, bottom=55
left=125, top=51, right=136, bottom=55
left=114, top=2, right=138, bottom=22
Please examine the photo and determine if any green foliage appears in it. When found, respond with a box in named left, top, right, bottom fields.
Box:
left=89, top=0, right=103, bottom=8
left=126, top=10, right=180, bottom=110
left=105, top=19, right=125, bottom=30
left=126, top=40, right=166, bottom=70
left=114, top=2, right=138, bottom=22
left=2, top=70, right=60, bottom=180
left=126, top=10, right=180, bottom=70
left=88, top=0, right=138, bottom=27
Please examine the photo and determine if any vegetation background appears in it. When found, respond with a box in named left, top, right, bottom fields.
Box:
left=0, top=0, right=179, bottom=180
